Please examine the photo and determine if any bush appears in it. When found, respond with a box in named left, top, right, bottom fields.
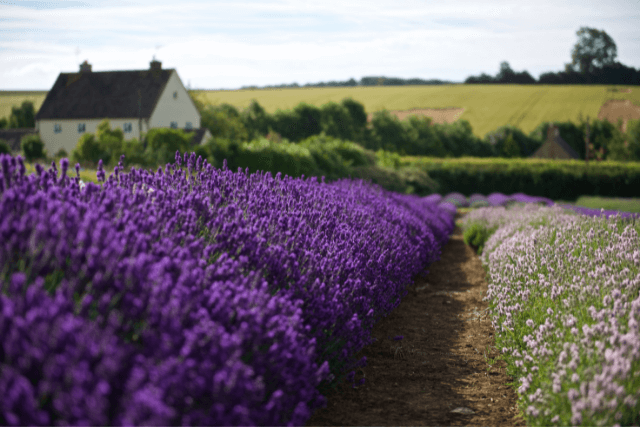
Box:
left=625, top=119, right=640, bottom=161
left=55, top=148, right=68, bottom=158
left=72, top=133, right=109, bottom=166
left=145, top=127, right=194, bottom=166
left=0, top=138, right=10, bottom=155
left=21, top=134, right=46, bottom=162
left=463, top=222, right=499, bottom=254
left=484, top=125, right=540, bottom=158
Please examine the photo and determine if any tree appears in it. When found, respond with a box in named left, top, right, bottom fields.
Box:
left=496, top=61, right=516, bottom=83
left=567, top=27, right=617, bottom=74
left=9, top=101, right=36, bottom=128
left=21, top=134, right=46, bottom=161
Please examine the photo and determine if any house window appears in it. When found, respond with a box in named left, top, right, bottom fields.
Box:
left=173, top=91, right=178, bottom=99
left=54, top=124, right=62, bottom=134
left=123, top=123, right=132, bottom=133
left=185, top=121, right=193, bottom=130
left=78, top=123, right=86, bottom=133
left=170, top=121, right=178, bottom=129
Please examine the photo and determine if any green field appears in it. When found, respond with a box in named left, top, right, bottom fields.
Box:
left=3, top=85, right=639, bottom=139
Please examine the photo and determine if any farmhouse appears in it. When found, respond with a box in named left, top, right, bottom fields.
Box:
left=530, top=124, right=581, bottom=160
left=35, top=58, right=212, bottom=157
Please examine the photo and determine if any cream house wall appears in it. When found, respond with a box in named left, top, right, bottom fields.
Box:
left=148, top=71, right=200, bottom=130
left=37, top=117, right=150, bottom=157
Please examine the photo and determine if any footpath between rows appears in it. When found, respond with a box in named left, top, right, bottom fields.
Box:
left=306, top=213, right=526, bottom=426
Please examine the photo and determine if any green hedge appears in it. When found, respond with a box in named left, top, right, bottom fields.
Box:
left=407, top=157, right=640, bottom=200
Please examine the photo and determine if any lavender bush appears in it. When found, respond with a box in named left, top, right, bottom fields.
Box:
left=461, top=204, right=640, bottom=426
left=0, top=152, right=454, bottom=425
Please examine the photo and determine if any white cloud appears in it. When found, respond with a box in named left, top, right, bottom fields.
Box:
left=0, top=0, right=638, bottom=90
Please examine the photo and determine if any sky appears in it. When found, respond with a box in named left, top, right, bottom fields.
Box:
left=1, top=0, right=639, bottom=91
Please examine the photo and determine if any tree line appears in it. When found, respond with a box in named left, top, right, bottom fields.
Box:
left=3, top=94, right=640, bottom=165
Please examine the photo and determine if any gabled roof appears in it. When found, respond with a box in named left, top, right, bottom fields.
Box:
left=35, top=68, right=174, bottom=120
left=550, top=133, right=580, bottom=159
left=531, top=126, right=581, bottom=159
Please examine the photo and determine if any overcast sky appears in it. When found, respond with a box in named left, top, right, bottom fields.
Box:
left=1, top=0, right=639, bottom=90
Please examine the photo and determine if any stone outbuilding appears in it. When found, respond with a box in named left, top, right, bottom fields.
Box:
left=530, top=124, right=581, bottom=160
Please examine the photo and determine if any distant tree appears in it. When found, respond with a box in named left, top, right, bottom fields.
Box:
left=241, top=100, right=270, bottom=140
left=626, top=119, right=640, bottom=161
left=320, top=102, right=354, bottom=141
left=0, top=117, right=7, bottom=129
left=496, top=62, right=516, bottom=83
left=566, top=27, right=617, bottom=74
left=9, top=101, right=36, bottom=128
left=73, top=133, right=110, bottom=166
left=21, top=134, right=46, bottom=162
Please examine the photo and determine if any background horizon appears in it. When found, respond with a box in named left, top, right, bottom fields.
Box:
left=1, top=0, right=639, bottom=91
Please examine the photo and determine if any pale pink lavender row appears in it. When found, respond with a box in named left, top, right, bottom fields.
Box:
left=0, top=152, right=454, bottom=426
left=461, top=204, right=640, bottom=425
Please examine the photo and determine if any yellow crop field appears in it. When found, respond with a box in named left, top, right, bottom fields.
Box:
left=2, top=85, right=639, bottom=139
left=190, top=84, right=640, bottom=138
left=0, top=91, right=48, bottom=124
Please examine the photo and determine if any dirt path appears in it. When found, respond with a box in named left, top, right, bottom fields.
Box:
left=598, top=99, right=640, bottom=133
left=306, top=213, right=526, bottom=426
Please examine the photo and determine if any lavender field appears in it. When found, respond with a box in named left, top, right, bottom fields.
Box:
left=460, top=204, right=640, bottom=426
left=0, top=152, right=456, bottom=425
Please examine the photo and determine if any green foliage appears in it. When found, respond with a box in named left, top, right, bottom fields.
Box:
left=72, top=133, right=110, bottom=166
left=320, top=102, right=355, bottom=141
left=9, top=101, right=35, bottom=128
left=485, top=125, right=539, bottom=158
left=567, top=27, right=618, bottom=74
left=270, top=102, right=323, bottom=142
left=463, top=222, right=498, bottom=254
left=0, top=117, right=7, bottom=129
left=411, top=156, right=640, bottom=200
left=121, top=137, right=150, bottom=168
left=145, top=127, right=194, bottom=166
left=0, top=138, right=10, bottom=155
left=20, top=134, right=46, bottom=162
left=240, top=100, right=270, bottom=140
left=370, top=110, right=407, bottom=153
left=626, top=119, right=640, bottom=161
left=54, top=148, right=68, bottom=158
left=201, top=105, right=249, bottom=142
left=239, top=138, right=319, bottom=179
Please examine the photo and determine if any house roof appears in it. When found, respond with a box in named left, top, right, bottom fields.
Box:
left=35, top=68, right=174, bottom=120
left=531, top=126, right=581, bottom=159
left=551, top=133, right=581, bottom=159
left=0, top=128, right=38, bottom=152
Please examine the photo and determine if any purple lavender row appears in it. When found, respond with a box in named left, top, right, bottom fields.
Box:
left=430, top=192, right=640, bottom=219
left=0, top=152, right=454, bottom=425
left=460, top=205, right=640, bottom=425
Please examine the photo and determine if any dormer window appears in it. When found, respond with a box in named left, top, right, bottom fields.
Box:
left=170, top=121, right=178, bottom=129
left=78, top=123, right=86, bottom=133
left=173, top=91, right=178, bottom=99
left=54, top=124, right=62, bottom=134
left=123, top=123, right=132, bottom=133
left=185, top=121, right=193, bottom=130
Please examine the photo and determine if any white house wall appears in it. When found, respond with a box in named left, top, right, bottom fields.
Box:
left=37, top=117, right=150, bottom=157
left=149, top=71, right=200, bottom=130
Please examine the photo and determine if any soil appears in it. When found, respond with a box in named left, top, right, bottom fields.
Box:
left=305, top=212, right=526, bottom=427
left=367, top=108, right=465, bottom=124
left=598, top=99, right=640, bottom=133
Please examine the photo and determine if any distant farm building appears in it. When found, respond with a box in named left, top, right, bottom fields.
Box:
left=530, top=124, right=581, bottom=160
left=35, top=58, right=211, bottom=157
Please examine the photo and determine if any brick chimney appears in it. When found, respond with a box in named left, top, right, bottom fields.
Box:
left=150, top=57, right=162, bottom=70
left=79, top=60, right=92, bottom=73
